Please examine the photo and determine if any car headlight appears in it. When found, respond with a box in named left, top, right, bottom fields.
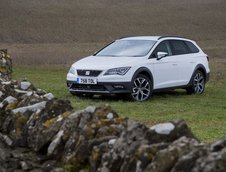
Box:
left=104, top=67, right=131, bottom=75
left=68, top=66, right=76, bottom=75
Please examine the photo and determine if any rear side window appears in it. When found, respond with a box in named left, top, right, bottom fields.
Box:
left=170, top=40, right=189, bottom=55
left=184, top=41, right=199, bottom=53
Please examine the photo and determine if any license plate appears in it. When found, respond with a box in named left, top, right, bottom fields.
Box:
left=76, top=77, right=97, bottom=84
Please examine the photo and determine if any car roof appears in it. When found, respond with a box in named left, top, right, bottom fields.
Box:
left=120, top=36, right=161, bottom=41
left=120, top=36, right=191, bottom=41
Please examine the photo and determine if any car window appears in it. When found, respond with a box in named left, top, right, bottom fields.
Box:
left=184, top=41, right=199, bottom=53
left=151, top=41, right=172, bottom=58
left=95, top=40, right=156, bottom=57
left=170, top=40, right=190, bottom=55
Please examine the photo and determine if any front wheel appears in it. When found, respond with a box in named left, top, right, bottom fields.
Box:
left=129, top=74, right=153, bottom=101
left=186, top=70, right=205, bottom=94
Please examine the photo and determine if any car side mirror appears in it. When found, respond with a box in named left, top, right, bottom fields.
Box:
left=157, top=52, right=168, bottom=60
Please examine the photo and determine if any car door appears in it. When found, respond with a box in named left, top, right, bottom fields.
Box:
left=168, top=40, right=195, bottom=85
left=150, top=40, right=181, bottom=89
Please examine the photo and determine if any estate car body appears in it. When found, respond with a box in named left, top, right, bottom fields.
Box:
left=67, top=36, right=210, bottom=101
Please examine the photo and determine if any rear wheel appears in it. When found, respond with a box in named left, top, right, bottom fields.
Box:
left=130, top=74, right=153, bottom=101
left=186, top=70, right=205, bottom=94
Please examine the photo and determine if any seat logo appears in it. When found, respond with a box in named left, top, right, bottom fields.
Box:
left=85, top=71, right=90, bottom=76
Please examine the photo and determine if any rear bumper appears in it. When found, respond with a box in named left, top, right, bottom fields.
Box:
left=67, top=81, right=133, bottom=94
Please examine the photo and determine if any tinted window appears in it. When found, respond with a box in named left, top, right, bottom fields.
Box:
left=170, top=40, right=189, bottom=55
left=185, top=41, right=199, bottom=53
left=151, top=41, right=171, bottom=58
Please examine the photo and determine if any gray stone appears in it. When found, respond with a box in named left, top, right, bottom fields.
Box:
left=20, top=81, right=31, bottom=90
left=0, top=132, right=13, bottom=146
left=43, top=93, right=54, bottom=100
left=150, top=122, right=175, bottom=135
left=12, top=101, right=46, bottom=114
left=47, top=130, right=64, bottom=156
left=14, top=89, right=33, bottom=96
left=107, top=112, right=114, bottom=119
left=0, top=91, right=4, bottom=98
left=144, top=137, right=200, bottom=172
left=0, top=96, right=17, bottom=108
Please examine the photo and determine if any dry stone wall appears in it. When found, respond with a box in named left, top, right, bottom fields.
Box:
left=0, top=50, right=226, bottom=172
left=0, top=49, right=12, bottom=81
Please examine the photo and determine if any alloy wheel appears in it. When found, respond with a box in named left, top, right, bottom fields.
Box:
left=131, top=75, right=152, bottom=101
left=193, top=72, right=205, bottom=94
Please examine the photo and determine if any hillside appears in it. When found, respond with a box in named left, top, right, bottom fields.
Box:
left=0, top=0, right=226, bottom=65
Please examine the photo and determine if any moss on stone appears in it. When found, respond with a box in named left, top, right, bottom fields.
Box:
left=61, top=111, right=70, bottom=119
left=5, top=101, right=18, bottom=110
left=43, top=111, right=70, bottom=128
left=15, top=114, right=28, bottom=136
left=94, top=106, right=113, bottom=119
left=43, top=117, right=57, bottom=128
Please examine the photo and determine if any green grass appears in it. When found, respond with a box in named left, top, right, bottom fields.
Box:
left=13, top=66, right=226, bottom=143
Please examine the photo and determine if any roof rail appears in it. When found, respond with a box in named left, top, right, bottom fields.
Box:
left=158, top=36, right=187, bottom=40
left=119, top=36, right=132, bottom=39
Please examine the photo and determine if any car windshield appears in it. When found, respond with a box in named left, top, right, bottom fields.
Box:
left=95, top=40, right=156, bottom=57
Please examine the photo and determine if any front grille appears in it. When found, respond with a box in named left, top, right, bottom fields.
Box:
left=77, top=70, right=102, bottom=77
left=72, top=84, right=106, bottom=92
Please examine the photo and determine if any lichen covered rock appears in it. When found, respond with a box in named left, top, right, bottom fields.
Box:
left=0, top=49, right=12, bottom=81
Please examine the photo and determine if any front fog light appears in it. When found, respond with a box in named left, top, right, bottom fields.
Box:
left=113, top=85, right=124, bottom=89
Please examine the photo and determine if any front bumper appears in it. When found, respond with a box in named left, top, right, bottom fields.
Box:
left=67, top=81, right=133, bottom=94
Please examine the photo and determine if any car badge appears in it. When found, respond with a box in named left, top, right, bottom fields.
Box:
left=85, top=71, right=90, bottom=76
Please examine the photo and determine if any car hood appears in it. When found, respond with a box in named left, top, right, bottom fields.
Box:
left=72, top=55, right=144, bottom=70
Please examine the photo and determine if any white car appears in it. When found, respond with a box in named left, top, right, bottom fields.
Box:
left=67, top=36, right=210, bottom=101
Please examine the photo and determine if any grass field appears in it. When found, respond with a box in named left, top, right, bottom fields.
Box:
left=13, top=60, right=226, bottom=143
left=1, top=0, right=226, bottom=66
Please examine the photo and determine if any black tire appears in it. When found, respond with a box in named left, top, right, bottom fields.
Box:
left=129, top=74, right=153, bottom=101
left=186, top=70, right=205, bottom=94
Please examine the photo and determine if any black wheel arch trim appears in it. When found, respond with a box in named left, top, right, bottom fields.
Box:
left=132, top=67, right=154, bottom=85
left=187, top=64, right=208, bottom=87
